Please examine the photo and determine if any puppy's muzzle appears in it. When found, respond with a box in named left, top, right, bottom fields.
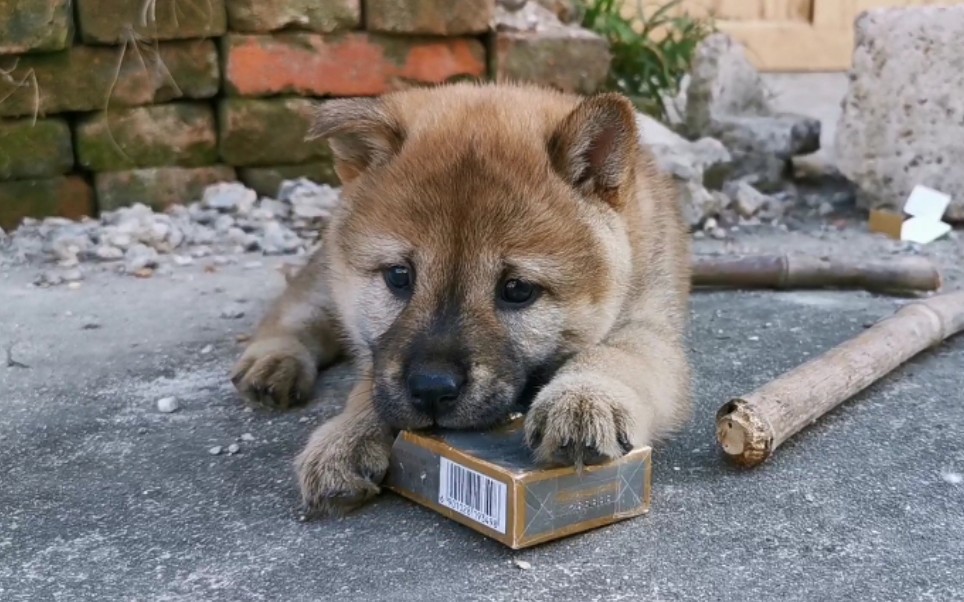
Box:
left=406, top=360, right=466, bottom=419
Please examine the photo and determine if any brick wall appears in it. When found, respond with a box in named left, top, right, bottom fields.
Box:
left=0, top=0, right=610, bottom=230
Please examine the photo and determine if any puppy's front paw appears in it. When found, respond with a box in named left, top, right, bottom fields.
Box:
left=294, top=420, right=391, bottom=517
left=231, top=337, right=317, bottom=409
left=524, top=374, right=639, bottom=467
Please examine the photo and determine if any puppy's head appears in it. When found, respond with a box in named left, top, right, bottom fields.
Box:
left=309, top=83, right=642, bottom=430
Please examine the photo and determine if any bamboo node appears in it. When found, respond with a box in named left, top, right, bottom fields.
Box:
left=715, top=399, right=772, bottom=468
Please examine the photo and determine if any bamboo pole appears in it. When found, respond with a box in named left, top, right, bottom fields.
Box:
left=692, top=254, right=942, bottom=293
left=715, top=290, right=964, bottom=468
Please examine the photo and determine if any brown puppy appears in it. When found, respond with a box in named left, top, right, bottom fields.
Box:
left=231, top=82, right=692, bottom=516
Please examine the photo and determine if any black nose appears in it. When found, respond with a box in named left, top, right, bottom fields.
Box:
left=407, top=362, right=466, bottom=418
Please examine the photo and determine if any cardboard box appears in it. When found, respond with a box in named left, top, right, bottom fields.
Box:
left=868, top=184, right=952, bottom=244
left=384, top=416, right=652, bottom=549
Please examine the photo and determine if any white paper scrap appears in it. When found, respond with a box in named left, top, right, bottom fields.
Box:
left=900, top=185, right=952, bottom=243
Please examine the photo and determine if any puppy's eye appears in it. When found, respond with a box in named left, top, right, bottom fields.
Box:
left=383, top=265, right=413, bottom=295
left=499, top=278, right=539, bottom=308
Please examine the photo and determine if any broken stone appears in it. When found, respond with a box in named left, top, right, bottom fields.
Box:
left=259, top=221, right=302, bottom=255
left=124, top=244, right=159, bottom=273
left=713, top=114, right=821, bottom=161
left=220, top=303, right=246, bottom=319
left=636, top=113, right=732, bottom=228
left=279, top=178, right=340, bottom=220
left=94, top=245, right=124, bottom=261
left=685, top=33, right=770, bottom=136
left=34, top=271, right=64, bottom=287
left=203, top=182, right=257, bottom=213
left=61, top=268, right=84, bottom=282
left=685, top=33, right=821, bottom=193
left=227, top=443, right=241, bottom=455
left=725, top=180, right=771, bottom=218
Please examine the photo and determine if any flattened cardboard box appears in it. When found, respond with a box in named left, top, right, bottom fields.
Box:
left=385, top=417, right=652, bottom=549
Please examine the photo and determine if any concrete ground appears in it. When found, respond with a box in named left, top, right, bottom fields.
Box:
left=3, top=73, right=963, bottom=601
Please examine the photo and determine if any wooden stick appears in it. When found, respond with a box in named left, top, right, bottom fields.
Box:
left=715, top=290, right=964, bottom=468
left=692, top=254, right=942, bottom=293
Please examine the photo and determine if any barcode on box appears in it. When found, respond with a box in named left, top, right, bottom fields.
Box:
left=438, top=457, right=507, bottom=534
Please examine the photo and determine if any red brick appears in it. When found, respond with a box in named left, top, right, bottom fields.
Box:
left=227, top=0, right=360, bottom=33
left=493, top=30, right=611, bottom=95
left=0, top=176, right=95, bottom=231
left=365, top=0, right=494, bottom=35
left=0, top=0, right=73, bottom=54
left=0, top=41, right=219, bottom=119
left=95, top=166, right=236, bottom=211
left=76, top=0, right=227, bottom=44
left=222, top=33, right=487, bottom=97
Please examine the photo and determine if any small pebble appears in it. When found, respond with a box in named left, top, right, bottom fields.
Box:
left=208, top=446, right=223, bottom=456
left=941, top=471, right=962, bottom=485
left=298, top=416, right=311, bottom=423
left=227, top=443, right=241, bottom=455
left=62, top=268, right=84, bottom=282
left=240, top=433, right=255, bottom=442
left=157, top=397, right=179, bottom=413
left=748, top=335, right=759, bottom=341
left=513, top=559, right=532, bottom=570
left=200, top=344, right=214, bottom=354
left=220, top=304, right=245, bottom=319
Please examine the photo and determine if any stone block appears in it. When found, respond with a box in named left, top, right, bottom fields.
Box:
left=0, top=0, right=72, bottom=54
left=0, top=118, right=73, bottom=180
left=76, top=103, right=218, bottom=171
left=0, top=41, right=219, bottom=118
left=835, top=7, right=964, bottom=220
left=95, top=165, right=236, bottom=210
left=226, top=0, right=360, bottom=33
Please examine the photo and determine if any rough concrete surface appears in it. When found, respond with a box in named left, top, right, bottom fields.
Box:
left=1, top=70, right=960, bottom=601
left=2, top=222, right=963, bottom=601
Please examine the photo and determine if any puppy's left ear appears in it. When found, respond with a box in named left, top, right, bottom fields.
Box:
left=306, top=98, right=405, bottom=184
left=548, top=93, right=638, bottom=209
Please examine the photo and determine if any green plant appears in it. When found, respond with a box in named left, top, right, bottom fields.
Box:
left=581, top=0, right=715, bottom=122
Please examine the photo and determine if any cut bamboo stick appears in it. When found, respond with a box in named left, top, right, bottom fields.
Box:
left=716, top=290, right=964, bottom=468
left=692, top=254, right=942, bottom=293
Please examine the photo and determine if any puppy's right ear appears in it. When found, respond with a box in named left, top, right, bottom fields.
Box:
left=306, top=98, right=405, bottom=184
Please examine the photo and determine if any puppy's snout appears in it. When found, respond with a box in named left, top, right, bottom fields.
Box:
left=406, top=361, right=466, bottom=418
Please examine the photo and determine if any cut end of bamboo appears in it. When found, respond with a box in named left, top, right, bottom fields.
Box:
left=715, top=399, right=773, bottom=468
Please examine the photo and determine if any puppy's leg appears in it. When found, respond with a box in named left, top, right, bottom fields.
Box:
left=294, top=373, right=394, bottom=516
left=525, top=318, right=691, bottom=466
left=231, top=247, right=343, bottom=409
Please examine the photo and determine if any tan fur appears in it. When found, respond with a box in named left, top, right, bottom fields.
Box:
left=230, top=82, right=692, bottom=516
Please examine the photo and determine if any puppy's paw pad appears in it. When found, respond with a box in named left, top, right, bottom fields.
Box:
left=231, top=337, right=316, bottom=409
left=524, top=380, right=634, bottom=467
left=294, top=430, right=390, bottom=518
